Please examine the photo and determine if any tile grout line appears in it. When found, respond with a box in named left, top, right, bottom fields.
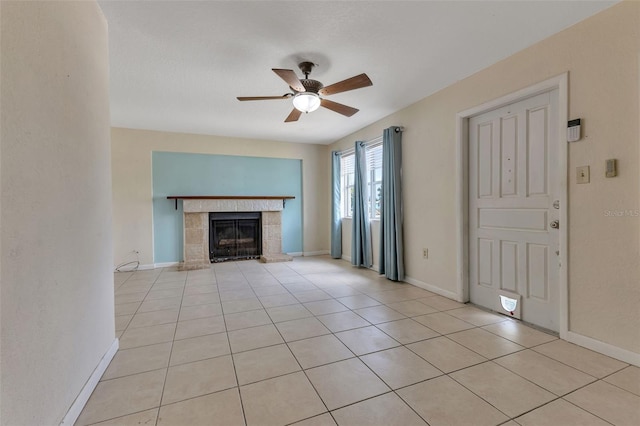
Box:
left=528, top=344, right=630, bottom=378
left=279, top=269, right=345, bottom=426
left=558, top=390, right=618, bottom=426
left=271, top=265, right=433, bottom=424
left=84, top=407, right=159, bottom=426
left=153, top=268, right=189, bottom=426
left=109, top=258, right=630, bottom=426
left=443, top=354, right=605, bottom=424
left=115, top=271, right=174, bottom=341
left=87, top=268, right=169, bottom=425
left=250, top=263, right=346, bottom=424
left=599, top=366, right=639, bottom=396
left=219, top=264, right=250, bottom=426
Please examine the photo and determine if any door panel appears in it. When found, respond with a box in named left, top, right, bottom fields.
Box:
left=501, top=241, right=518, bottom=292
left=500, top=115, right=518, bottom=197
left=479, top=209, right=547, bottom=231
left=527, top=244, right=549, bottom=300
left=469, top=90, right=559, bottom=331
left=478, top=239, right=493, bottom=286
left=528, top=107, right=549, bottom=196
left=478, top=123, right=494, bottom=198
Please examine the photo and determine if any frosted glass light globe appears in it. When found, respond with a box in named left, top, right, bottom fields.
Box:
left=292, top=92, right=321, bottom=113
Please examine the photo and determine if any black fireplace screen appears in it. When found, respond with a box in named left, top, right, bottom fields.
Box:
left=209, top=212, right=261, bottom=262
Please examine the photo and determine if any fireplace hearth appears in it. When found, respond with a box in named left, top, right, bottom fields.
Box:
left=209, top=212, right=261, bottom=262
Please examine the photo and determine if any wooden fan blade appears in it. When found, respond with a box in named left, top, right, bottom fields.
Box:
left=285, top=108, right=302, bottom=122
left=273, top=69, right=305, bottom=92
left=319, top=73, right=372, bottom=96
left=320, top=99, right=359, bottom=117
left=237, top=95, right=290, bottom=101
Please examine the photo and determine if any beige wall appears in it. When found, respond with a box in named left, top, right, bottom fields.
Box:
left=330, top=2, right=639, bottom=355
left=0, top=2, right=114, bottom=424
left=111, top=128, right=329, bottom=267
left=341, top=219, right=382, bottom=272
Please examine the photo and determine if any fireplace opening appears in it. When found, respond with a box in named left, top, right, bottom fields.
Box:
left=209, top=212, right=261, bottom=262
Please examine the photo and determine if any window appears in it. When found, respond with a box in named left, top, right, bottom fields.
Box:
left=367, top=142, right=383, bottom=219
left=340, top=138, right=383, bottom=219
left=340, top=153, right=355, bottom=218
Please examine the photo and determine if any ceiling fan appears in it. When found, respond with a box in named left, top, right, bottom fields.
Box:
left=237, top=61, right=372, bottom=122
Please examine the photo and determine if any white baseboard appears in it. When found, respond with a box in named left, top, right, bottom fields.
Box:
left=331, top=257, right=638, bottom=366
left=339, top=254, right=380, bottom=273
left=566, top=331, right=639, bottom=367
left=303, top=250, right=329, bottom=256
left=154, top=262, right=180, bottom=269
left=404, top=275, right=460, bottom=300
left=287, top=252, right=304, bottom=257
left=137, top=263, right=156, bottom=270
left=61, top=338, right=119, bottom=425
left=135, top=262, right=181, bottom=270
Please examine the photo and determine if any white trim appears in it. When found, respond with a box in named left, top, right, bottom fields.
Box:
left=455, top=116, right=470, bottom=302
left=457, top=75, right=567, bottom=118
left=567, top=331, right=640, bottom=367
left=60, top=338, right=119, bottom=425
left=287, top=252, right=304, bottom=257
left=455, top=73, right=569, bottom=336
left=404, top=276, right=460, bottom=300
left=339, top=255, right=378, bottom=273
left=136, top=261, right=181, bottom=270
left=150, top=150, right=156, bottom=267
left=155, top=261, right=180, bottom=268
left=137, top=263, right=156, bottom=270
left=556, top=75, right=569, bottom=339
left=303, top=250, right=329, bottom=256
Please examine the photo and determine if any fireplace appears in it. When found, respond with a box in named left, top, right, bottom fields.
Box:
left=209, top=212, right=261, bottom=262
left=170, top=196, right=294, bottom=270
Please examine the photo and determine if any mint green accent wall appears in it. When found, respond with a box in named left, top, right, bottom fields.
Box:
left=152, top=152, right=302, bottom=263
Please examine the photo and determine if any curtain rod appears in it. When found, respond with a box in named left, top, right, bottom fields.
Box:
left=338, top=135, right=383, bottom=157
left=334, top=126, right=404, bottom=156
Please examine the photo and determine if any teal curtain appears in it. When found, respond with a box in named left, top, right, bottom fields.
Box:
left=379, top=127, right=404, bottom=280
left=351, top=141, right=372, bottom=267
left=331, top=151, right=342, bottom=258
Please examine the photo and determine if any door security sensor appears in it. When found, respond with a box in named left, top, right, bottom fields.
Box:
left=567, top=119, right=581, bottom=142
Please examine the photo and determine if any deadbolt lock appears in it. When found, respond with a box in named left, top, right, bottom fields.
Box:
left=550, top=220, right=560, bottom=229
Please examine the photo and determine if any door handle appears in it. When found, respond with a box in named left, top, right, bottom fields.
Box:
left=550, top=220, right=559, bottom=229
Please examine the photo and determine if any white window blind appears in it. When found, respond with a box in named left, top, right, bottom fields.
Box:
left=366, top=142, right=383, bottom=170
left=341, top=152, right=355, bottom=175
left=366, top=141, right=383, bottom=219
left=340, top=153, right=355, bottom=218
left=339, top=136, right=383, bottom=219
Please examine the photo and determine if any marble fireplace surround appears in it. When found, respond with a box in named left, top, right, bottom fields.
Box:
left=168, top=196, right=295, bottom=270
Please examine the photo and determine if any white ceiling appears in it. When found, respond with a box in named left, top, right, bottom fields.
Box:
left=99, top=1, right=616, bottom=145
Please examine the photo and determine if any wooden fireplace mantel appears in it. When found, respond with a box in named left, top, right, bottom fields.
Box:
left=167, top=195, right=295, bottom=210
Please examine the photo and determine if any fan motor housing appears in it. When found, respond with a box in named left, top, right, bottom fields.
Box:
left=299, top=79, right=323, bottom=94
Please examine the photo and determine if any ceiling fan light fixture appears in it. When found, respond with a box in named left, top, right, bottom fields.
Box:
left=292, top=92, right=321, bottom=113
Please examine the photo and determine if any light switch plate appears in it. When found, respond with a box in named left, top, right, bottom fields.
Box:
left=577, top=166, right=590, bottom=184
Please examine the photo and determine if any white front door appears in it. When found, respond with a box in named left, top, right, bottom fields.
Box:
left=469, top=90, right=560, bottom=332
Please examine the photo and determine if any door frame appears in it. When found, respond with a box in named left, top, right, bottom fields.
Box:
left=455, top=73, right=569, bottom=339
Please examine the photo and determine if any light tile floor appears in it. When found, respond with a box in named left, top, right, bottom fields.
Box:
left=77, top=256, right=640, bottom=426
